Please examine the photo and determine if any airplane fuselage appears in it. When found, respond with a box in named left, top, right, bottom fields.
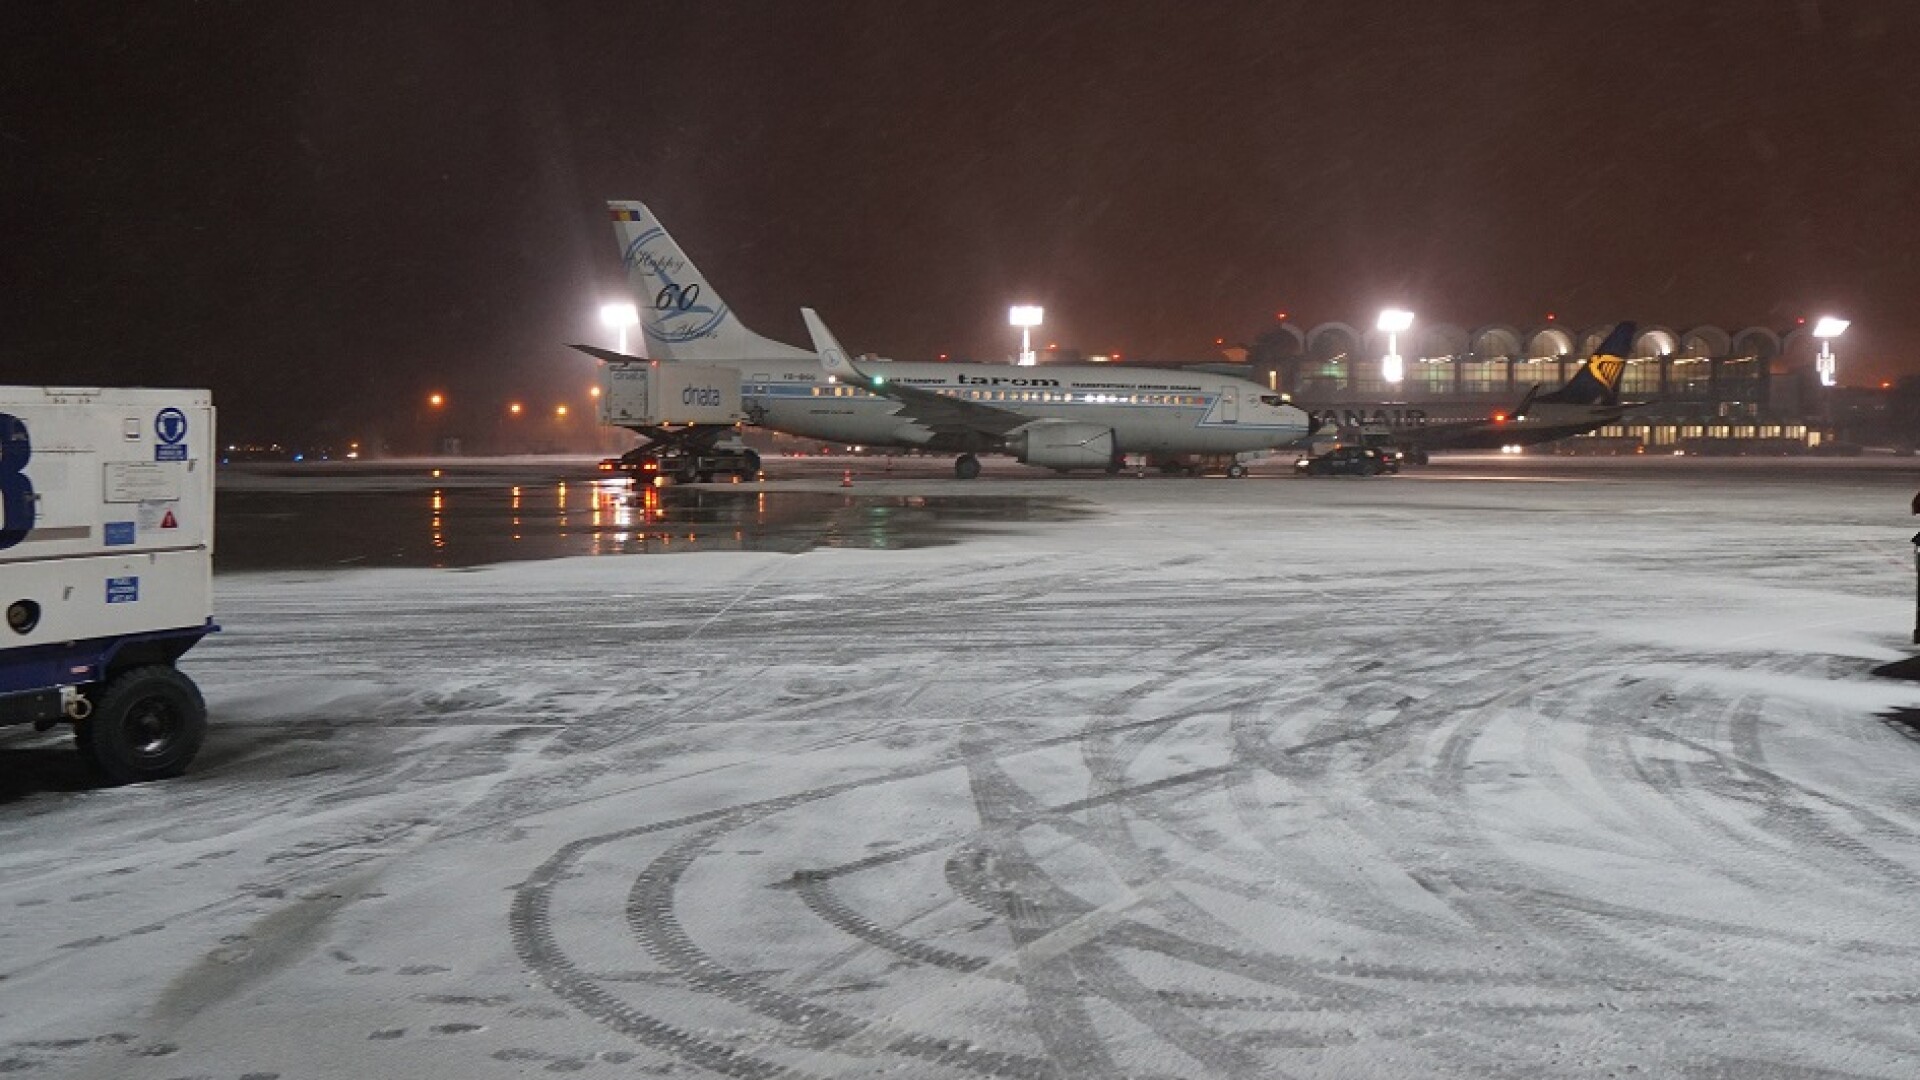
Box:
left=718, top=359, right=1309, bottom=455
left=1302, top=401, right=1627, bottom=449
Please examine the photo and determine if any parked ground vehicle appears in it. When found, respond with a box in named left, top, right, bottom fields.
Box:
left=1294, top=446, right=1398, bottom=476
left=1, top=387, right=216, bottom=783
left=597, top=440, right=761, bottom=483
left=593, top=360, right=757, bottom=484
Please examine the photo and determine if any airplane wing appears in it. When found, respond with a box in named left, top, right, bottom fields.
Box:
left=800, top=308, right=1031, bottom=439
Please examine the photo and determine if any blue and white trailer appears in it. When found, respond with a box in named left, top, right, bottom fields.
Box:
left=1, top=387, right=216, bottom=783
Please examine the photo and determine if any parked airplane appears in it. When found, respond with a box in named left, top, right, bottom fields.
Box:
left=585, top=200, right=1312, bottom=478
left=1299, top=322, right=1639, bottom=459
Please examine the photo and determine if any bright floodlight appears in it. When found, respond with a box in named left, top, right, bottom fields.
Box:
left=1812, top=316, right=1848, bottom=387
left=1010, top=305, right=1044, bottom=366
left=601, top=301, right=640, bottom=354
left=1377, top=308, right=1413, bottom=384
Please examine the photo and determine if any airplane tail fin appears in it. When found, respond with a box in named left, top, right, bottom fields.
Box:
left=1534, top=321, right=1633, bottom=407
left=606, top=200, right=815, bottom=362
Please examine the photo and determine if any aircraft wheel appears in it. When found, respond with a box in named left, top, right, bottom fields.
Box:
left=75, top=666, right=207, bottom=784
left=954, top=454, right=981, bottom=480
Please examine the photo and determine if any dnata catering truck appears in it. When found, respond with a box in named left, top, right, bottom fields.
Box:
left=0, top=387, right=216, bottom=783
left=595, top=361, right=758, bottom=483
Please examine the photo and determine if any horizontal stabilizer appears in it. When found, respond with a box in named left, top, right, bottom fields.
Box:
left=566, top=342, right=646, bottom=365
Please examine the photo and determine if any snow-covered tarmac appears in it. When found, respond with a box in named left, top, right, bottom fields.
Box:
left=5, top=455, right=1920, bottom=1079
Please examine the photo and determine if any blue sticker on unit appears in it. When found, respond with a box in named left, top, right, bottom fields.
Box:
left=104, top=521, right=136, bottom=545
left=155, top=408, right=188, bottom=444
left=106, top=576, right=139, bottom=603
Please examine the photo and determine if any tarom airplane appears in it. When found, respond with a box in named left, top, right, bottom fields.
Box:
left=583, top=200, right=1312, bottom=479
left=1300, top=322, right=1640, bottom=461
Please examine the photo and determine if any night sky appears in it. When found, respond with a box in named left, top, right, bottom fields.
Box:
left=5, top=1, right=1917, bottom=443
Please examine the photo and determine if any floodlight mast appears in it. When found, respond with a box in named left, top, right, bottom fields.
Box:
left=1010, top=305, right=1044, bottom=366
left=1377, top=308, right=1413, bottom=384
left=601, top=301, right=640, bottom=355
left=1812, top=316, right=1849, bottom=387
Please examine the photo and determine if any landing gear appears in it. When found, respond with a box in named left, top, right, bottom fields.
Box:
left=1226, top=463, right=1248, bottom=479
left=954, top=454, right=981, bottom=480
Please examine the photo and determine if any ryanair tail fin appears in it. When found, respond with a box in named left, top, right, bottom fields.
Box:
left=606, top=200, right=815, bottom=363
left=1534, top=322, right=1633, bottom=407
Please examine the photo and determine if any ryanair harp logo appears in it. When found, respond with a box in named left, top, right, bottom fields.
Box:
left=1590, top=357, right=1625, bottom=390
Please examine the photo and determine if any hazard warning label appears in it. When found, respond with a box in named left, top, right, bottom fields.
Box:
left=160, top=510, right=178, bottom=529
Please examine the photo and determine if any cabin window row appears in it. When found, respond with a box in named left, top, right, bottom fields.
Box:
left=806, top=386, right=1209, bottom=406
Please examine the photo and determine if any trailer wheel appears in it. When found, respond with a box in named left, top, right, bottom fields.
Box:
left=76, top=665, right=207, bottom=784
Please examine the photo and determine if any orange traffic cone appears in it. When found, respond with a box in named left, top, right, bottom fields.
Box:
left=841, top=469, right=853, bottom=487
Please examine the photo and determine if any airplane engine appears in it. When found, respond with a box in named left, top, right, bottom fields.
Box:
left=1009, top=421, right=1116, bottom=469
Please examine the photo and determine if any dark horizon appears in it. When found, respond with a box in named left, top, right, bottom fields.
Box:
left=6, top=2, right=1916, bottom=443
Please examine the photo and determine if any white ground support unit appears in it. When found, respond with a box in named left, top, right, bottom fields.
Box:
left=598, top=361, right=742, bottom=427
left=597, top=361, right=759, bottom=483
left=0, top=386, right=216, bottom=783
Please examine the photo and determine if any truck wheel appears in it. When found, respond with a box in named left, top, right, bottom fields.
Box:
left=76, top=666, right=207, bottom=784
left=1227, top=463, right=1248, bottom=479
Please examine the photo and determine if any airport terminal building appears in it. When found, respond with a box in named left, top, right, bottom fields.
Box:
left=1213, top=321, right=1911, bottom=453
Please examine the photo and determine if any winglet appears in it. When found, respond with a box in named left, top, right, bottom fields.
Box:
left=801, top=307, right=869, bottom=385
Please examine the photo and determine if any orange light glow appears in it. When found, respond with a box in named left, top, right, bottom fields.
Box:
left=508, top=402, right=523, bottom=415
left=555, top=404, right=569, bottom=417
left=427, top=393, right=444, bottom=408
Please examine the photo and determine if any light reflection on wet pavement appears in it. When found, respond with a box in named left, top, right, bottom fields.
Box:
left=213, top=460, right=1093, bottom=571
